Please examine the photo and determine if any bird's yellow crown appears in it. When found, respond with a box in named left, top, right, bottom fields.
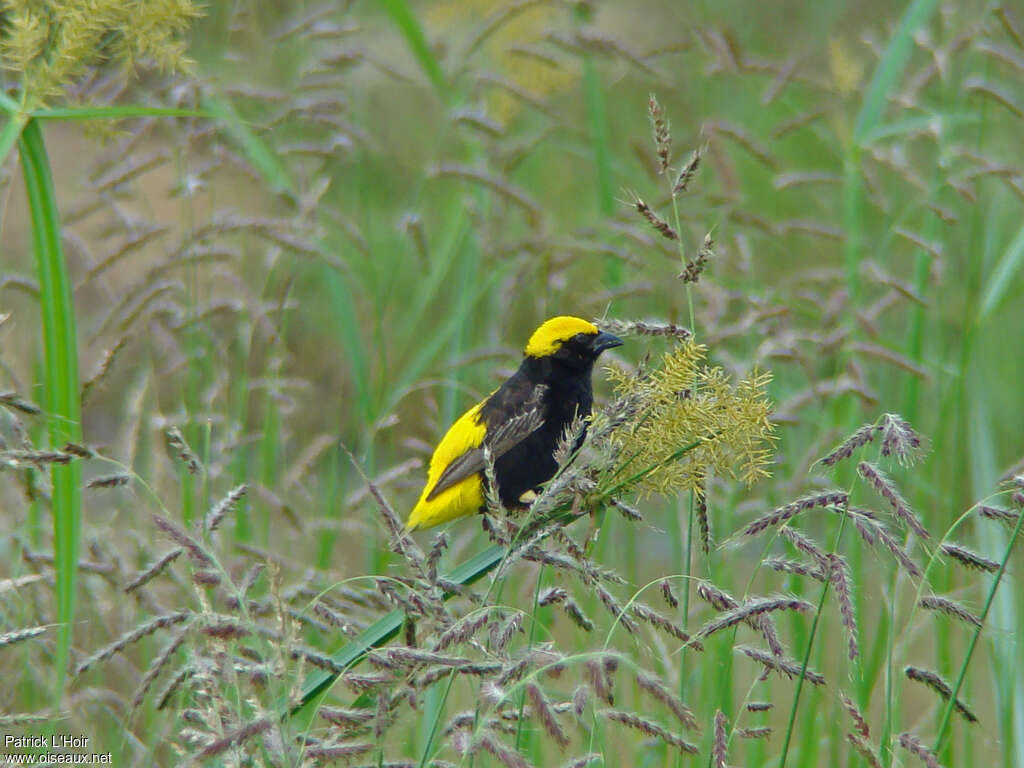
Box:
left=524, top=316, right=598, bottom=357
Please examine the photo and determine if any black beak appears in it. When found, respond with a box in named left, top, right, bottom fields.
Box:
left=591, top=330, right=623, bottom=355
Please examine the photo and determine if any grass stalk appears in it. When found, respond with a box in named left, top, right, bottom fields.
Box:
left=778, top=510, right=850, bottom=767
left=18, top=117, right=83, bottom=705
left=934, top=498, right=1024, bottom=754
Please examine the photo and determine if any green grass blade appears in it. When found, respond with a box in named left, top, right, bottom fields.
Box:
left=581, top=57, right=613, bottom=218
left=322, top=268, right=374, bottom=427
left=978, top=223, right=1024, bottom=322
left=853, top=0, right=939, bottom=144
left=17, top=117, right=83, bottom=704
left=31, top=105, right=214, bottom=120
left=379, top=0, right=447, bottom=99
left=290, top=544, right=504, bottom=720
left=0, top=89, right=20, bottom=113
left=202, top=94, right=295, bottom=198
left=0, top=111, right=28, bottom=168
left=859, top=112, right=978, bottom=144
left=385, top=259, right=506, bottom=416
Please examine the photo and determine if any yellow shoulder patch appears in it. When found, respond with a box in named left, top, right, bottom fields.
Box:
left=407, top=401, right=488, bottom=530
left=524, top=316, right=598, bottom=358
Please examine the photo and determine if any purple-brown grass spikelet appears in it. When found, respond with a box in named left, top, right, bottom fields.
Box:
left=2, top=449, right=73, bottom=466
left=86, top=473, right=131, bottom=489
left=977, top=504, right=1020, bottom=526
left=696, top=494, right=711, bottom=553
left=129, top=626, right=186, bottom=712
left=192, top=568, right=221, bottom=587
left=841, top=694, right=870, bottom=738
left=0, top=391, right=41, bottom=415
left=75, top=611, right=191, bottom=676
left=563, top=755, right=601, bottom=768
left=660, top=579, right=679, bottom=608
left=857, top=461, right=929, bottom=538
left=199, top=618, right=250, bottom=640
left=737, top=726, right=771, bottom=739
left=712, top=710, right=729, bottom=768
left=81, top=337, right=127, bottom=403
left=698, top=596, right=812, bottom=639
left=819, top=423, right=878, bottom=466
left=204, top=484, right=247, bottom=534
left=875, top=526, right=923, bottom=578
left=476, top=731, right=531, bottom=768
left=540, top=587, right=568, bottom=607
left=697, top=582, right=784, bottom=656
left=904, top=666, right=978, bottom=723
left=742, top=491, right=849, bottom=536
left=847, top=733, right=883, bottom=768
left=123, top=547, right=183, bottom=593
left=602, top=711, right=698, bottom=754
left=0, top=713, right=54, bottom=727
left=778, top=527, right=829, bottom=567
left=737, top=645, right=826, bottom=686
left=631, top=603, right=703, bottom=649
left=636, top=673, right=698, bottom=730
left=634, top=197, right=680, bottom=241
left=526, top=682, right=569, bottom=748
left=609, top=497, right=643, bottom=522
left=0, top=626, right=49, bottom=649
left=563, top=599, right=594, bottom=632
left=919, top=595, right=982, bottom=627
left=673, top=147, right=703, bottom=195
left=648, top=93, right=672, bottom=175
left=878, top=413, right=923, bottom=463
left=343, top=445, right=428, bottom=578
left=765, top=557, right=827, bottom=582
left=152, top=513, right=214, bottom=568
left=845, top=506, right=883, bottom=545
left=61, top=442, right=95, bottom=458
left=165, top=426, right=202, bottom=474
left=435, top=611, right=492, bottom=652
left=196, top=718, right=272, bottom=759
left=426, top=531, right=448, bottom=583
left=572, top=685, right=589, bottom=718
left=679, top=233, right=713, bottom=284
left=746, top=702, right=772, bottom=712
left=155, top=665, right=190, bottom=711
left=594, top=583, right=637, bottom=633
left=829, top=554, right=859, bottom=660
left=941, top=543, right=999, bottom=573
left=319, top=707, right=375, bottom=730
left=303, top=743, right=376, bottom=762
left=898, top=732, right=942, bottom=767
left=584, top=659, right=614, bottom=705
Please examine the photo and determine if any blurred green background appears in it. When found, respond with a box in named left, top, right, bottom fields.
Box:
left=2, top=0, right=1023, bottom=765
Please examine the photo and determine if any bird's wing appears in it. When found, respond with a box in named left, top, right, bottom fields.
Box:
left=426, top=386, right=546, bottom=502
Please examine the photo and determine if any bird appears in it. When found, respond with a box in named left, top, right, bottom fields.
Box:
left=406, top=316, right=623, bottom=530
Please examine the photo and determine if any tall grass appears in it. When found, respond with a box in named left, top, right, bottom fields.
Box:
left=15, top=116, right=82, bottom=703
left=2, top=0, right=1023, bottom=765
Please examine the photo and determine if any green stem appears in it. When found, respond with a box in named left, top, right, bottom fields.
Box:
left=417, top=670, right=459, bottom=768
left=933, top=499, right=1024, bottom=753
left=778, top=511, right=849, bottom=767
left=677, top=492, right=694, bottom=768
left=18, top=117, right=82, bottom=706
left=515, top=564, right=546, bottom=752
left=670, top=194, right=696, bottom=334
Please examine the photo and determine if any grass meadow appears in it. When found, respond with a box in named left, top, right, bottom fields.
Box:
left=2, top=0, right=1024, bottom=766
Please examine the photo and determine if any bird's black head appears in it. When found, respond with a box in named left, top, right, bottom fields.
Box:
left=523, top=316, right=623, bottom=372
